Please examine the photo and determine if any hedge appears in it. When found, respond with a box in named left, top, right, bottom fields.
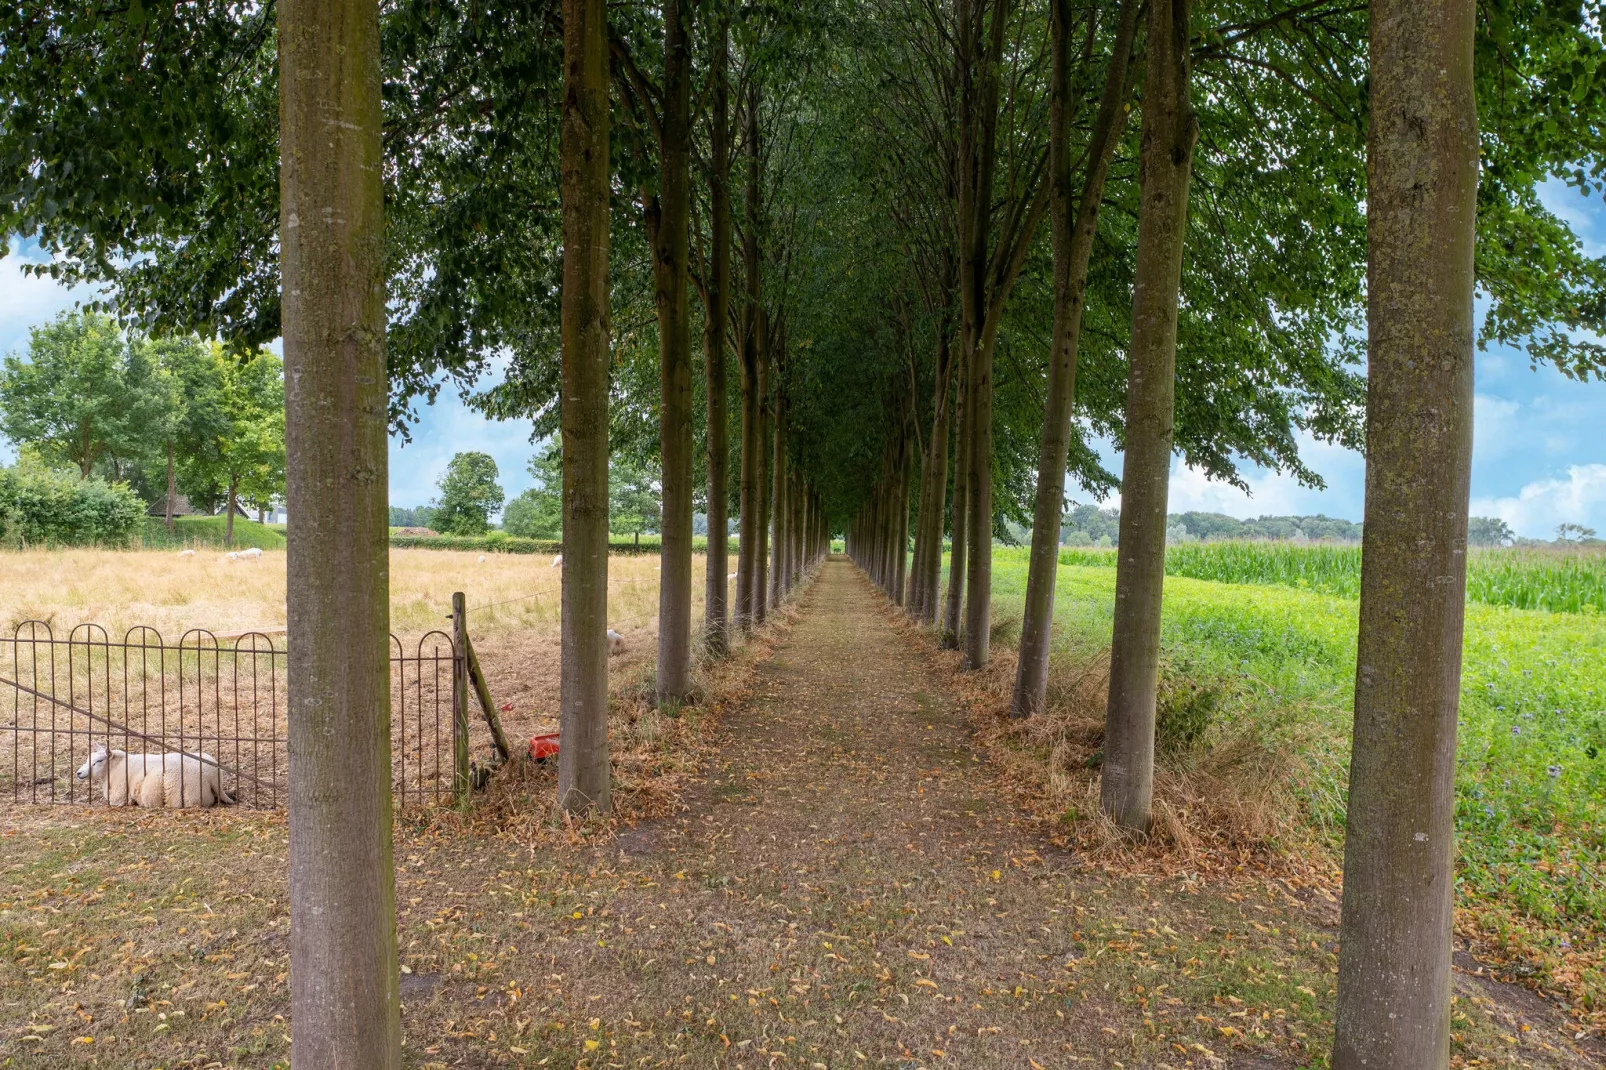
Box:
left=0, top=466, right=146, bottom=548
left=139, top=516, right=288, bottom=551
left=388, top=532, right=726, bottom=555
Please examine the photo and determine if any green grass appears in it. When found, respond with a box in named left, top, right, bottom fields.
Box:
left=988, top=544, right=1606, bottom=1004
left=138, top=515, right=287, bottom=550
left=1057, top=540, right=1606, bottom=614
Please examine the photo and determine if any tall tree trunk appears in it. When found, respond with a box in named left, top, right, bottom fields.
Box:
left=736, top=84, right=764, bottom=634
left=894, top=440, right=911, bottom=605
left=1333, top=2, right=1477, bottom=1066
left=941, top=355, right=970, bottom=649
left=1100, top=0, right=1198, bottom=832
left=165, top=440, right=177, bottom=532
left=702, top=5, right=732, bottom=655
left=910, top=323, right=954, bottom=624
left=1012, top=0, right=1140, bottom=717
left=753, top=363, right=771, bottom=625
left=278, top=0, right=401, bottom=1063
left=556, top=0, right=612, bottom=815
left=226, top=476, right=239, bottom=548
left=769, top=391, right=788, bottom=607
left=961, top=323, right=998, bottom=669
left=653, top=0, right=695, bottom=704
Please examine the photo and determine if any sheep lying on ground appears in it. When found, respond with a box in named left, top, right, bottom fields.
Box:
left=607, top=629, right=625, bottom=656
left=178, top=549, right=196, bottom=558
left=75, top=744, right=234, bottom=808
left=551, top=554, right=563, bottom=569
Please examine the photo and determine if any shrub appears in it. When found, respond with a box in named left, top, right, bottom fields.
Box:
left=0, top=464, right=146, bottom=547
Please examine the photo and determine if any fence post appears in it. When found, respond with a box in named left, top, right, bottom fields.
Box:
left=451, top=592, right=471, bottom=807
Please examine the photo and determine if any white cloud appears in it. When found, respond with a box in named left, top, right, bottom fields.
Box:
left=1469, top=464, right=1606, bottom=539
left=0, top=239, right=100, bottom=357
left=1163, top=432, right=1366, bottom=520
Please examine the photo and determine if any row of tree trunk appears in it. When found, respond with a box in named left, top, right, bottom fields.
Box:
left=854, top=0, right=1479, bottom=1065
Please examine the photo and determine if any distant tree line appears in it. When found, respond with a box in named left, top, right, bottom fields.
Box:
left=1055, top=506, right=1560, bottom=549
left=391, top=445, right=664, bottom=543
left=0, top=311, right=285, bottom=547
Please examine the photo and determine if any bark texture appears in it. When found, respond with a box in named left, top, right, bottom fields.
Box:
left=940, top=355, right=969, bottom=649
left=653, top=0, right=695, bottom=704
left=1100, top=0, right=1197, bottom=831
left=1011, top=0, right=1139, bottom=718
left=556, top=0, right=612, bottom=815
left=702, top=8, right=732, bottom=655
left=736, top=86, right=765, bottom=634
left=1333, top=1, right=1478, bottom=1065
left=278, top=0, right=402, bottom=1063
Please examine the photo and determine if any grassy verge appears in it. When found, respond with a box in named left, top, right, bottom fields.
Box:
left=981, top=545, right=1606, bottom=1024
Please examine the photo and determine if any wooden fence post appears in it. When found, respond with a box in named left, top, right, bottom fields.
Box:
left=451, top=591, right=471, bottom=806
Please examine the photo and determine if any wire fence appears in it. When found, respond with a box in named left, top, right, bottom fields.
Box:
left=1, top=621, right=465, bottom=810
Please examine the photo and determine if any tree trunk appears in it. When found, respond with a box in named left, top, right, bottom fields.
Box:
left=278, top=0, right=402, bottom=1063
left=736, top=84, right=764, bottom=634
left=702, top=5, right=732, bottom=655
left=226, top=476, right=239, bottom=548
left=769, top=391, right=787, bottom=608
left=653, top=0, right=694, bottom=705
left=1012, top=0, right=1140, bottom=718
left=940, top=354, right=969, bottom=649
left=1100, top=0, right=1197, bottom=832
left=961, top=322, right=997, bottom=669
left=165, top=440, right=177, bottom=532
left=753, top=362, right=771, bottom=625
left=556, top=0, right=612, bottom=816
left=910, top=322, right=954, bottom=624
left=1333, top=2, right=1477, bottom=1066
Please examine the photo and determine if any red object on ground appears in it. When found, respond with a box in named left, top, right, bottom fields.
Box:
left=528, top=733, right=560, bottom=761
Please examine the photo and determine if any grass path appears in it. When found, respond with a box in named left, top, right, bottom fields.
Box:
left=0, top=558, right=1596, bottom=1067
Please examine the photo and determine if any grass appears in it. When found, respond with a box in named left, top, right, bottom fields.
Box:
left=0, top=546, right=700, bottom=643
left=987, top=543, right=1606, bottom=1018
left=1056, top=540, right=1606, bottom=614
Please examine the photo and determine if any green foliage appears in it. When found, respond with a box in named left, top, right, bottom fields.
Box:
left=1057, top=540, right=1606, bottom=614
left=502, top=442, right=562, bottom=538
left=1155, top=661, right=1224, bottom=755
left=388, top=532, right=676, bottom=556
left=0, top=463, right=145, bottom=547
left=0, top=311, right=168, bottom=479
left=1467, top=515, right=1516, bottom=547
left=608, top=458, right=661, bottom=540
left=432, top=452, right=505, bottom=536
left=138, top=515, right=287, bottom=551
left=389, top=505, right=437, bottom=529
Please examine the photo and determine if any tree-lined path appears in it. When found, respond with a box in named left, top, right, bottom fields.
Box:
left=470, top=556, right=1584, bottom=1069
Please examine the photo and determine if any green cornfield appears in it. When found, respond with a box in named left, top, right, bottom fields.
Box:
left=1057, top=540, right=1606, bottom=613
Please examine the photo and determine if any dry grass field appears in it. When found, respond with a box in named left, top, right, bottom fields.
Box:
left=1, top=547, right=711, bottom=794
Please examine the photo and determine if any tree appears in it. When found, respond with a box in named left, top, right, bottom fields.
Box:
left=557, top=0, right=614, bottom=818
left=502, top=443, right=563, bottom=538
left=432, top=451, right=505, bottom=535
left=1333, top=1, right=1479, bottom=1065
left=1557, top=522, right=1597, bottom=543
left=610, top=458, right=663, bottom=546
left=0, top=311, right=164, bottom=480
left=1467, top=515, right=1515, bottom=546
left=278, top=0, right=401, bottom=1064
left=1011, top=0, right=1141, bottom=718
left=178, top=348, right=285, bottom=547
left=700, top=0, right=734, bottom=655
left=1099, top=0, right=1199, bottom=832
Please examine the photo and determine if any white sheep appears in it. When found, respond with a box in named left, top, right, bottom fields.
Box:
left=222, top=551, right=240, bottom=562
left=607, top=629, right=625, bottom=656
left=477, top=554, right=487, bottom=563
left=728, top=571, right=738, bottom=579
left=238, top=546, right=263, bottom=560
left=551, top=554, right=563, bottom=569
left=75, top=744, right=233, bottom=808
left=177, top=549, right=196, bottom=558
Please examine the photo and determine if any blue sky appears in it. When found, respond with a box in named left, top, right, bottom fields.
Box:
left=3, top=181, right=1604, bottom=538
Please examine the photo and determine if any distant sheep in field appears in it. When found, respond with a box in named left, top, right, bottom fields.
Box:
left=222, top=551, right=240, bottom=562
left=477, top=554, right=487, bottom=563
left=238, top=546, right=263, bottom=559
left=178, top=549, right=196, bottom=558
left=551, top=554, right=563, bottom=569
left=75, top=744, right=233, bottom=808
left=607, top=629, right=625, bottom=656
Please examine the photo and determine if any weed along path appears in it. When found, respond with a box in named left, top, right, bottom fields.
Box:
left=0, top=558, right=1595, bottom=1068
